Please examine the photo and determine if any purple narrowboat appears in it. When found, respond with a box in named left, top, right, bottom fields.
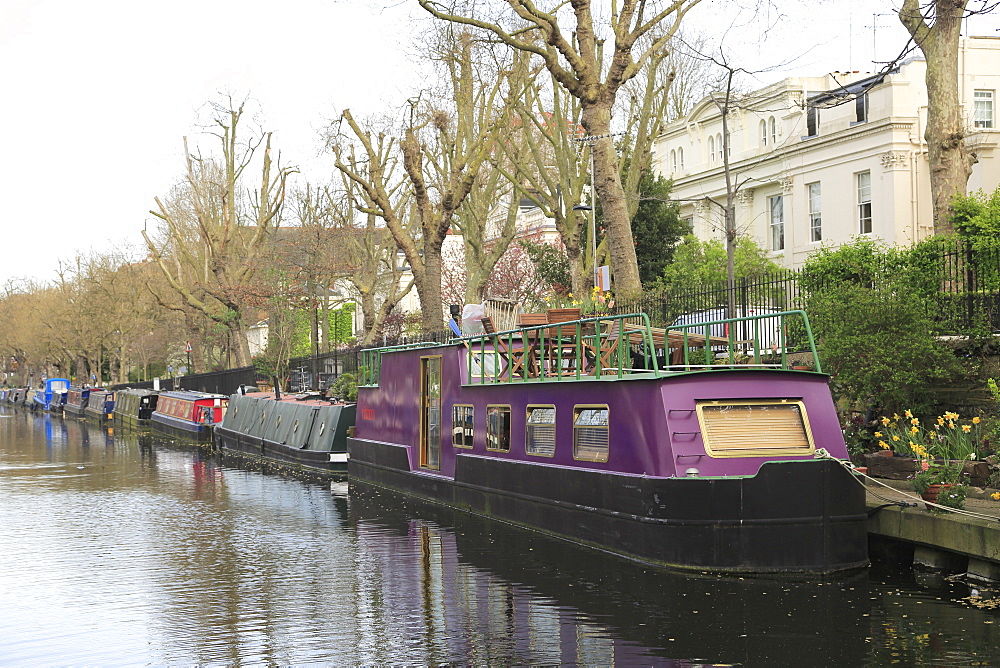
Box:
left=348, top=310, right=868, bottom=575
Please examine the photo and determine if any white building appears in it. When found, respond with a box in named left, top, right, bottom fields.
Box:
left=653, top=36, right=1000, bottom=269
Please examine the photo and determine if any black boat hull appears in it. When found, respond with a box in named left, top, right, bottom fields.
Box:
left=347, top=437, right=869, bottom=575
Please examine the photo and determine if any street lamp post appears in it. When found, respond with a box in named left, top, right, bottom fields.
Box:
left=572, top=203, right=597, bottom=290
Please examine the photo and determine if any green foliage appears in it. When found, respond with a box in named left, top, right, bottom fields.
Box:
left=808, top=283, right=961, bottom=416
left=911, top=461, right=966, bottom=494
left=329, top=372, right=358, bottom=402
left=630, top=171, right=688, bottom=285
left=950, top=186, right=1000, bottom=240
left=802, top=238, right=972, bottom=417
left=798, top=237, right=911, bottom=291
left=655, top=234, right=784, bottom=290
left=519, top=238, right=571, bottom=295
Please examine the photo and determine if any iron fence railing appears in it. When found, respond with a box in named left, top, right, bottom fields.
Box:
left=113, top=240, right=999, bottom=395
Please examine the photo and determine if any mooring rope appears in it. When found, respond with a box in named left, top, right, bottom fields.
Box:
left=814, top=448, right=1000, bottom=523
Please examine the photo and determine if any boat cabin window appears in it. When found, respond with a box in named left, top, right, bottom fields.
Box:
left=486, top=405, right=511, bottom=452
left=696, top=400, right=815, bottom=457
left=573, top=406, right=609, bottom=462
left=453, top=405, right=474, bottom=448
left=525, top=406, right=556, bottom=457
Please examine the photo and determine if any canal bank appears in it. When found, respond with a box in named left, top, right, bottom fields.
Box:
left=866, top=479, right=1000, bottom=580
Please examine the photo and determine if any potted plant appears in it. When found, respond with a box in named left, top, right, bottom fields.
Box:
left=911, top=460, right=968, bottom=510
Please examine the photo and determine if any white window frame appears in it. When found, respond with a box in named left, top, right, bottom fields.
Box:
left=769, top=195, right=784, bottom=251
left=671, top=149, right=677, bottom=173
left=760, top=119, right=768, bottom=147
left=857, top=171, right=872, bottom=235
left=708, top=136, right=715, bottom=163
left=769, top=116, right=778, bottom=144
left=807, top=182, right=822, bottom=242
left=974, top=90, right=994, bottom=129
left=678, top=147, right=684, bottom=170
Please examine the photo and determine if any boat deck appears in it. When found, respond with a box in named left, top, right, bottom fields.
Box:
left=361, top=310, right=821, bottom=386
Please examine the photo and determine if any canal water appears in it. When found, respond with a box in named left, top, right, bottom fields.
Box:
left=2, top=407, right=999, bottom=665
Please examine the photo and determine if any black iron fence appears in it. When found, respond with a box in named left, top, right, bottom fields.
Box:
left=114, top=240, right=998, bottom=395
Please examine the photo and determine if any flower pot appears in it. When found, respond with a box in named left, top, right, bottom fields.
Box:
left=921, top=483, right=953, bottom=508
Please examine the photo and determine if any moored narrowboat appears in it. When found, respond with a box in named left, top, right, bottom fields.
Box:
left=31, top=378, right=70, bottom=412
left=113, top=388, right=159, bottom=428
left=348, top=310, right=868, bottom=575
left=84, top=389, right=115, bottom=422
left=150, top=390, right=228, bottom=441
left=215, top=391, right=356, bottom=474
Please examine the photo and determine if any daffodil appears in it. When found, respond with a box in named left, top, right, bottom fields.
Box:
left=973, top=416, right=981, bottom=424
left=992, top=492, right=1000, bottom=501
left=910, top=417, right=919, bottom=426
left=962, top=424, right=971, bottom=433
left=892, top=435, right=900, bottom=442
left=874, top=431, right=883, bottom=438
left=904, top=410, right=913, bottom=418
left=881, top=417, right=890, bottom=426
left=879, top=440, right=889, bottom=449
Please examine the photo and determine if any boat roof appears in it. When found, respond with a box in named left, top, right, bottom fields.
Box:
left=160, top=390, right=228, bottom=400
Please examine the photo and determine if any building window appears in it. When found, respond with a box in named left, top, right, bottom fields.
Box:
left=452, top=404, right=474, bottom=448
left=678, top=147, right=685, bottom=170
left=671, top=149, right=677, bottom=173
left=486, top=405, right=511, bottom=452
left=857, top=171, right=872, bottom=234
left=760, top=119, right=768, bottom=147
left=573, top=406, right=609, bottom=462
left=806, top=105, right=818, bottom=136
left=855, top=92, right=868, bottom=123
left=718, top=133, right=726, bottom=160
left=525, top=405, right=555, bottom=457
left=769, top=116, right=778, bottom=144
left=807, top=182, right=822, bottom=242
left=974, top=90, right=994, bottom=129
left=769, top=195, right=784, bottom=251
left=708, top=136, right=715, bottom=163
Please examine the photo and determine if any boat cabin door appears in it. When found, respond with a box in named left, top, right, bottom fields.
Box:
left=419, top=356, right=442, bottom=470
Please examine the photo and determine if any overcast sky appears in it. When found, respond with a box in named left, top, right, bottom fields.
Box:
left=1, top=0, right=997, bottom=287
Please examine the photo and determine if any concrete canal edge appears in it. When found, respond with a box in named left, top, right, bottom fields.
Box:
left=867, top=492, right=1000, bottom=581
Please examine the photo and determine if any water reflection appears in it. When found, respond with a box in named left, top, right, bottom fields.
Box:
left=0, top=406, right=999, bottom=664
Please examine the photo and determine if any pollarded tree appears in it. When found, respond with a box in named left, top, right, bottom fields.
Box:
left=143, top=98, right=296, bottom=368
left=420, top=0, right=704, bottom=298
left=899, top=0, right=996, bottom=233
left=333, top=29, right=519, bottom=333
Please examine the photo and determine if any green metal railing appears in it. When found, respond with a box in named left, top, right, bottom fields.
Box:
left=360, top=310, right=821, bottom=387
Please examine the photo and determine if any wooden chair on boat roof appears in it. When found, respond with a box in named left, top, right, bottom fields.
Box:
left=481, top=316, right=515, bottom=379
left=545, top=308, right=588, bottom=376
left=483, top=297, right=521, bottom=334
left=595, top=315, right=646, bottom=374
left=511, top=312, right=548, bottom=378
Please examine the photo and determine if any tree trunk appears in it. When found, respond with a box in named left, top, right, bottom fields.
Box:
left=419, top=245, right=445, bottom=333
left=900, top=0, right=975, bottom=234
left=581, top=104, right=643, bottom=298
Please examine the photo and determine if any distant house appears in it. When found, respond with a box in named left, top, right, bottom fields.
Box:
left=653, top=36, right=1000, bottom=268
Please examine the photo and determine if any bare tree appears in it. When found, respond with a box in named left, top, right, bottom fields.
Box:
left=143, top=98, right=296, bottom=367
left=333, top=29, right=517, bottom=332
left=419, top=0, right=703, bottom=298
